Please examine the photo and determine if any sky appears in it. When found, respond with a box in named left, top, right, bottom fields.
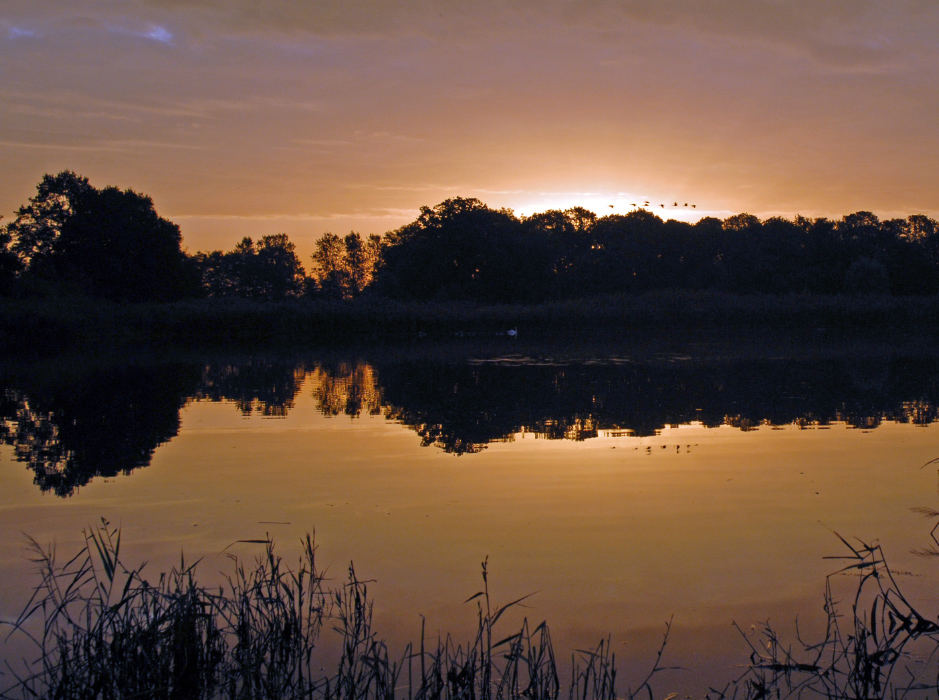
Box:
left=1, top=1, right=937, bottom=257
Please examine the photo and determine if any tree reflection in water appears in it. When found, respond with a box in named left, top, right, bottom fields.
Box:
left=0, top=364, right=201, bottom=496
left=2, top=351, right=939, bottom=494
left=195, top=359, right=307, bottom=417
left=340, top=356, right=939, bottom=453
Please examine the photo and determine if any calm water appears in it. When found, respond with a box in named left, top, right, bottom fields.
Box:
left=2, top=336, right=939, bottom=693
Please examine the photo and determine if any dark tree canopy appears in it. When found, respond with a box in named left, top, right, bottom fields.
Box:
left=377, top=197, right=536, bottom=302
left=0, top=221, right=22, bottom=294
left=373, top=201, right=939, bottom=301
left=5, top=171, right=196, bottom=301
left=195, top=234, right=306, bottom=300
left=5, top=172, right=939, bottom=305
left=7, top=171, right=94, bottom=268
left=310, top=231, right=381, bottom=299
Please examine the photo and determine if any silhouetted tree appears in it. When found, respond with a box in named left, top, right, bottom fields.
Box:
left=344, top=232, right=382, bottom=296
left=372, top=202, right=939, bottom=302
left=376, top=198, right=528, bottom=302
left=195, top=234, right=305, bottom=300
left=5, top=171, right=197, bottom=301
left=0, top=220, right=22, bottom=295
left=310, top=231, right=382, bottom=299
left=253, top=234, right=306, bottom=299
left=310, top=232, right=348, bottom=298
left=56, top=186, right=196, bottom=301
left=6, top=171, right=93, bottom=270
left=522, top=208, right=594, bottom=280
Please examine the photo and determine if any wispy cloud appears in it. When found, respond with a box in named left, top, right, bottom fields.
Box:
left=171, top=208, right=416, bottom=222
left=346, top=183, right=466, bottom=193
left=0, top=88, right=322, bottom=123
left=290, top=138, right=353, bottom=150
left=144, top=24, right=173, bottom=43
left=6, top=26, right=37, bottom=39
left=101, top=21, right=175, bottom=45
left=0, top=138, right=208, bottom=152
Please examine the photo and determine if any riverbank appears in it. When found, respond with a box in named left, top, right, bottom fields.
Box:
left=4, top=290, right=939, bottom=353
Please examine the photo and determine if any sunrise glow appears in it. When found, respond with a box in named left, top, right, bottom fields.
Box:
left=0, top=1, right=936, bottom=256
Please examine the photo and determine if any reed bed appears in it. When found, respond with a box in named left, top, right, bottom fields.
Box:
left=3, top=519, right=939, bottom=699
left=708, top=529, right=939, bottom=699
left=0, top=520, right=669, bottom=700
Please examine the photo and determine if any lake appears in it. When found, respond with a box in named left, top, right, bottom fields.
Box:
left=2, top=332, right=939, bottom=695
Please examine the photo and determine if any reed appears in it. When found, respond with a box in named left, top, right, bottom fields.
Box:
left=0, top=520, right=668, bottom=699
left=708, top=530, right=939, bottom=699
left=4, top=519, right=939, bottom=698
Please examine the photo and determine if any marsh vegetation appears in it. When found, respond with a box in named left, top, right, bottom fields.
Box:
left=3, top=519, right=939, bottom=699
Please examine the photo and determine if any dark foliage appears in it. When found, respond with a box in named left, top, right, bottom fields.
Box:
left=4, top=171, right=197, bottom=301
left=374, top=200, right=939, bottom=302
left=377, top=198, right=539, bottom=302
left=4, top=174, right=939, bottom=305
left=195, top=234, right=306, bottom=300
left=309, top=231, right=382, bottom=299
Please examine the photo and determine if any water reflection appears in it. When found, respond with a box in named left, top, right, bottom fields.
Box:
left=0, top=363, right=201, bottom=496
left=3, top=349, right=939, bottom=494
left=371, top=356, right=939, bottom=452
left=196, top=360, right=307, bottom=417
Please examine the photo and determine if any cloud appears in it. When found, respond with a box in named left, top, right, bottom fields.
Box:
left=103, top=21, right=175, bottom=44
left=10, top=0, right=935, bottom=77
left=171, top=207, right=416, bottom=222
left=143, top=24, right=173, bottom=43
left=0, top=138, right=207, bottom=152
left=6, top=26, right=37, bottom=39
left=0, top=88, right=322, bottom=123
left=130, top=0, right=937, bottom=69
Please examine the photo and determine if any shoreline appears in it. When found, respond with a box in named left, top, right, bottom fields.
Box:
left=3, top=290, right=939, bottom=354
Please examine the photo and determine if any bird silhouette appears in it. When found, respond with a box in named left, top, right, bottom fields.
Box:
left=608, top=204, right=614, bottom=208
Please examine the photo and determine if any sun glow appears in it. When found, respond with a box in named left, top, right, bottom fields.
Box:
left=510, top=190, right=707, bottom=223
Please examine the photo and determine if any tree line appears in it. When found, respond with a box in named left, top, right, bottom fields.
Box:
left=3, top=171, right=939, bottom=304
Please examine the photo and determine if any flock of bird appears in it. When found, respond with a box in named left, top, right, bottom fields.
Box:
left=610, top=201, right=697, bottom=209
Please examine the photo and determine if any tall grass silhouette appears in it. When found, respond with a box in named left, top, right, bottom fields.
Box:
left=3, top=518, right=939, bottom=698
left=0, top=519, right=670, bottom=699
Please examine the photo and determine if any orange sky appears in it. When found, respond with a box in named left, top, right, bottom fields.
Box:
left=1, top=1, right=937, bottom=257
